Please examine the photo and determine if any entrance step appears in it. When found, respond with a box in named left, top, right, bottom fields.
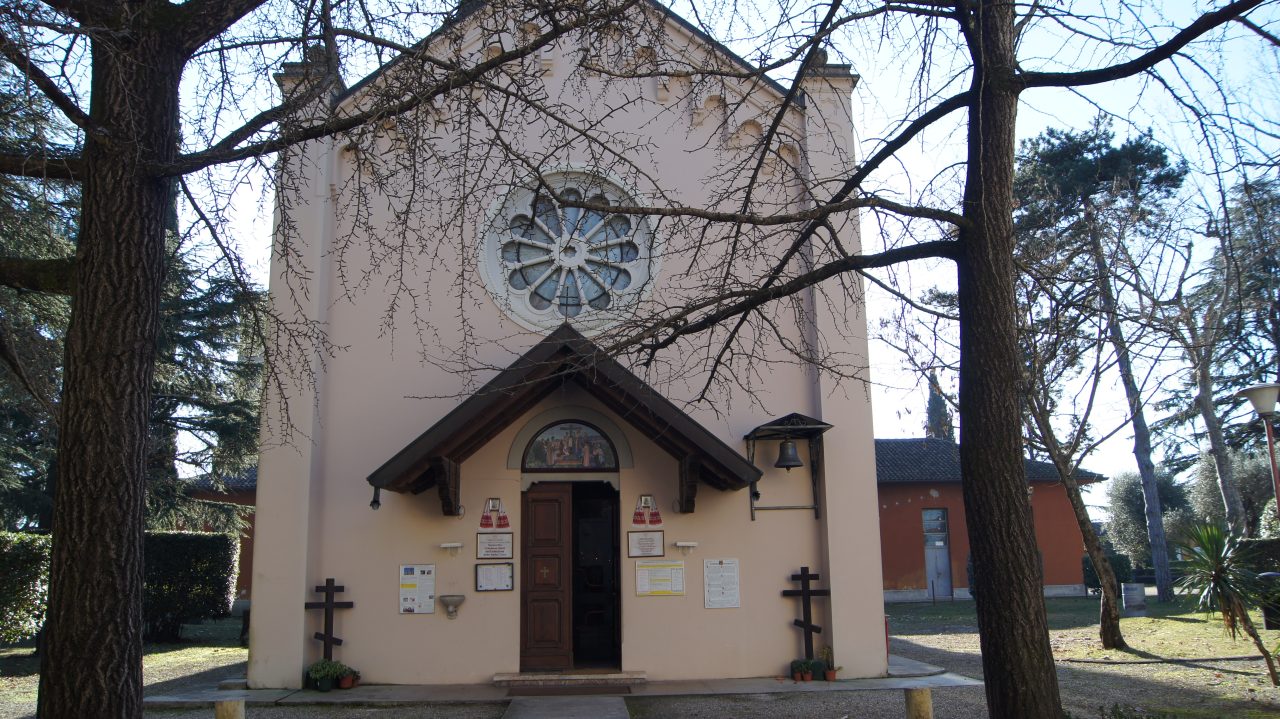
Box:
left=501, top=696, right=629, bottom=719
left=493, top=671, right=646, bottom=688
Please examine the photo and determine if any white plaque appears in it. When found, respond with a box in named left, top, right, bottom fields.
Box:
left=399, top=564, right=435, bottom=614
left=635, top=560, right=685, bottom=596
left=476, top=532, right=514, bottom=559
left=627, top=530, right=664, bottom=557
left=704, top=558, right=741, bottom=609
left=476, top=562, right=515, bottom=591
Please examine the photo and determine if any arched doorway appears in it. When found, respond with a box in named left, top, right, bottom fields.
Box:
left=519, top=421, right=622, bottom=671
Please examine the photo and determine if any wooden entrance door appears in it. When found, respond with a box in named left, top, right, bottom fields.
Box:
left=521, top=482, right=573, bottom=670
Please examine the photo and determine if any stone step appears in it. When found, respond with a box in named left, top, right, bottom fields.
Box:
left=493, top=671, right=646, bottom=688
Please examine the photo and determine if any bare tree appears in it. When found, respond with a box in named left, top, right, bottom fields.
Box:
left=1016, top=202, right=1130, bottom=649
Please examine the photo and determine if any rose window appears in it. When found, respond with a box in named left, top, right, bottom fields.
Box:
left=482, top=172, right=656, bottom=332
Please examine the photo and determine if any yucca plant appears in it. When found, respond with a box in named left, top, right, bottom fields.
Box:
left=1176, top=524, right=1279, bottom=686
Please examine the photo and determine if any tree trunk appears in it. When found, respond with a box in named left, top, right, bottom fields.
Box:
left=1067, top=475, right=1127, bottom=648
left=1085, top=230, right=1173, bottom=601
left=956, top=3, right=1063, bottom=716
left=1195, top=358, right=1248, bottom=536
left=1241, top=610, right=1279, bottom=686
left=37, top=28, right=182, bottom=719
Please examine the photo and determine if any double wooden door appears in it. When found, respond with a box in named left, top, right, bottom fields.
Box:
left=520, top=482, right=619, bottom=671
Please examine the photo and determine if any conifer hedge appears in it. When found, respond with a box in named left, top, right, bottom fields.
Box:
left=0, top=532, right=52, bottom=643
left=0, top=530, right=238, bottom=643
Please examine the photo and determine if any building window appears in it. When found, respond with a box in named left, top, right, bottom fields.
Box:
left=481, top=171, right=656, bottom=333
left=922, top=508, right=948, bottom=542
left=522, top=421, right=619, bottom=472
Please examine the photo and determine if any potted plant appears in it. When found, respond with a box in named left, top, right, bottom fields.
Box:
left=307, top=659, right=349, bottom=692
left=808, top=658, right=827, bottom=681
left=820, top=646, right=842, bottom=681
left=337, top=668, right=361, bottom=689
left=789, top=659, right=807, bottom=681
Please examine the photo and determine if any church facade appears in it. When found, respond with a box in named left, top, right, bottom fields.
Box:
left=248, top=1, right=884, bottom=688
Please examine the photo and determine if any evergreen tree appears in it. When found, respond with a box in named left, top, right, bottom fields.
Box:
left=924, top=371, right=955, bottom=441
left=1105, top=470, right=1188, bottom=568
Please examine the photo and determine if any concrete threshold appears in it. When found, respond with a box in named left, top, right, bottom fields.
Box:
left=142, top=655, right=981, bottom=709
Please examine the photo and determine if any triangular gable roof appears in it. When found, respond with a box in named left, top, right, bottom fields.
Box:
left=874, top=437, right=1106, bottom=485
left=367, top=324, right=761, bottom=514
left=334, top=0, right=794, bottom=110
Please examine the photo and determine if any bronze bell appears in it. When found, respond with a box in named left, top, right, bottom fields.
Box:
left=774, top=438, right=803, bottom=471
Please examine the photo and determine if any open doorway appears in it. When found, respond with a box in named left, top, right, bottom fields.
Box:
left=520, top=481, right=620, bottom=671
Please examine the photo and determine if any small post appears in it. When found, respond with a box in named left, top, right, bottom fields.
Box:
left=214, top=699, right=245, bottom=719
left=904, top=688, right=934, bottom=719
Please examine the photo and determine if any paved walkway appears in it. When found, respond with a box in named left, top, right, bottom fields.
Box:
left=143, top=655, right=980, bottom=715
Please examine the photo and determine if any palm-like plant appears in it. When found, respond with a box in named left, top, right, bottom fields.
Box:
left=1177, top=524, right=1279, bottom=686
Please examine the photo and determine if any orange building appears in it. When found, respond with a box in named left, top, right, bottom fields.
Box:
left=877, top=438, right=1103, bottom=602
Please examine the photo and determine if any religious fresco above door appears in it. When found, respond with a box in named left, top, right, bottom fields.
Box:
left=522, top=421, right=618, bottom=471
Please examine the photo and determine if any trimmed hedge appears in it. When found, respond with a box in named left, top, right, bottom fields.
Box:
left=1083, top=552, right=1132, bottom=590
left=1240, top=538, right=1280, bottom=573
left=0, top=530, right=238, bottom=644
left=144, top=532, right=239, bottom=641
left=0, top=532, right=52, bottom=643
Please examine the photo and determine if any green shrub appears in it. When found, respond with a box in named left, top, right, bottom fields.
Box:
left=0, top=532, right=52, bottom=643
left=307, top=659, right=350, bottom=681
left=0, top=531, right=238, bottom=643
left=1239, top=538, right=1280, bottom=573
left=143, top=532, right=239, bottom=641
left=1082, top=552, right=1132, bottom=589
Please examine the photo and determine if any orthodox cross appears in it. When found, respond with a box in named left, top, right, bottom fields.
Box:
left=781, top=566, right=830, bottom=660
left=304, top=578, right=354, bottom=660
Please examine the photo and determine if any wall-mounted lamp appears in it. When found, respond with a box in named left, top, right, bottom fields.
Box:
left=673, top=541, right=699, bottom=556
left=439, top=594, right=465, bottom=619
left=369, top=487, right=381, bottom=510
left=439, top=542, right=463, bottom=556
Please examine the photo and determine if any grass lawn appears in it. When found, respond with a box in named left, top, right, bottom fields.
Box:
left=888, top=595, right=1277, bottom=662
left=889, top=595, right=1280, bottom=718
left=0, top=618, right=246, bottom=719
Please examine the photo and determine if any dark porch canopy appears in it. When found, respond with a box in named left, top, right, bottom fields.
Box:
left=366, top=324, right=761, bottom=515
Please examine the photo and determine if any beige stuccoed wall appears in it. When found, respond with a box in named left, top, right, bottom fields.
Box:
left=250, top=5, right=883, bottom=688
left=283, top=389, right=834, bottom=685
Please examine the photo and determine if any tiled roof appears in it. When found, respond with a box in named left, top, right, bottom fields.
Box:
left=875, top=438, right=1104, bottom=484
left=187, top=467, right=258, bottom=494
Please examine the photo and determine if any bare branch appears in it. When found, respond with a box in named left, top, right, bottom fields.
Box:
left=0, top=256, right=75, bottom=295
left=0, top=150, right=83, bottom=181
left=0, top=29, right=101, bottom=138
left=1022, top=0, right=1264, bottom=89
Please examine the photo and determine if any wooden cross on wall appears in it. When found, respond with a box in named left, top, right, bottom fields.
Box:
left=304, top=578, right=354, bottom=660
left=782, top=566, right=830, bottom=660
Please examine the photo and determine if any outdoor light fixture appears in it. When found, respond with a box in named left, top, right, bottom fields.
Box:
left=673, top=541, right=699, bottom=556
left=369, top=487, right=381, bottom=510
left=1237, top=383, right=1280, bottom=522
left=439, top=542, right=463, bottom=556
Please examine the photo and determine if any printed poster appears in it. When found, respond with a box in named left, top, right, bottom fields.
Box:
left=635, top=559, right=685, bottom=596
left=704, top=558, right=741, bottom=609
left=399, top=564, right=436, bottom=614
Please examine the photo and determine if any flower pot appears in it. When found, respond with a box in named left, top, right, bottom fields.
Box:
left=792, top=671, right=803, bottom=681
left=315, top=676, right=334, bottom=692
left=801, top=671, right=813, bottom=681
left=338, top=674, right=355, bottom=689
left=824, top=670, right=837, bottom=681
